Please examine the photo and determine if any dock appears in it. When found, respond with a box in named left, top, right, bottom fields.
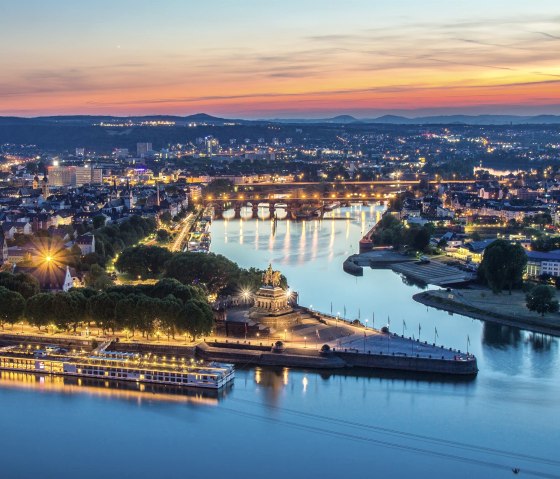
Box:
left=197, top=337, right=478, bottom=376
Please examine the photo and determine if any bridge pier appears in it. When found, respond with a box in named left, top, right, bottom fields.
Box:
left=234, top=204, right=242, bottom=219
left=212, top=203, right=224, bottom=219
left=269, top=203, right=275, bottom=218
left=252, top=203, right=259, bottom=219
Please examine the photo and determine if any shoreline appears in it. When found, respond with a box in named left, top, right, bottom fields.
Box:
left=413, top=291, right=560, bottom=337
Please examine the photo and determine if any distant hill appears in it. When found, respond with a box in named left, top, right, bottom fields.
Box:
left=268, top=114, right=560, bottom=125
left=363, top=114, right=560, bottom=125
left=1, top=113, right=560, bottom=128
left=269, top=115, right=360, bottom=124
left=0, top=113, right=256, bottom=126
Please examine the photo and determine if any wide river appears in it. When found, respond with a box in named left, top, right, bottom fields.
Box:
left=1, top=205, right=558, bottom=479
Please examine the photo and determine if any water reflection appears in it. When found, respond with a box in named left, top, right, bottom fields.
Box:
left=482, top=322, right=523, bottom=349
left=0, top=370, right=228, bottom=406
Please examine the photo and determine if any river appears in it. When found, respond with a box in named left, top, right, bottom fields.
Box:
left=0, top=204, right=558, bottom=479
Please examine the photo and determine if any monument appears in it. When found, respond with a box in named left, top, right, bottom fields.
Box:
left=250, top=264, right=297, bottom=327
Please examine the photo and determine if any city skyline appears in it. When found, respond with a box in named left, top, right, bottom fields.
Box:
left=1, top=0, right=560, bottom=118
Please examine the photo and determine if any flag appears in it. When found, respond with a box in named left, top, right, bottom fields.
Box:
left=344, top=305, right=346, bottom=318
left=330, top=302, right=333, bottom=314
left=419, top=323, right=422, bottom=334
left=467, top=335, right=470, bottom=345
left=403, top=320, right=407, bottom=330
left=358, top=309, right=361, bottom=320
left=388, top=316, right=391, bottom=326
left=435, top=327, right=439, bottom=338
left=316, top=329, right=320, bottom=339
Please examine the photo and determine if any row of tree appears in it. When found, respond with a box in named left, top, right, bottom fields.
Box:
left=115, top=247, right=286, bottom=296
left=0, top=278, right=213, bottom=341
left=94, top=215, right=157, bottom=266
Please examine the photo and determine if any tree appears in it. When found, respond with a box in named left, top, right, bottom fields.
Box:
left=0, top=272, right=40, bottom=299
left=115, top=245, right=172, bottom=278
left=88, top=292, right=121, bottom=333
left=526, top=285, right=559, bottom=317
left=478, top=240, right=527, bottom=293
left=410, top=226, right=431, bottom=251
left=159, top=211, right=173, bottom=225
left=164, top=252, right=239, bottom=295
left=84, top=264, right=114, bottom=290
left=156, top=229, right=170, bottom=243
left=93, top=215, right=106, bottom=229
left=26, top=293, right=56, bottom=331
left=179, top=299, right=214, bottom=340
left=0, top=287, right=25, bottom=329
left=51, top=291, right=87, bottom=332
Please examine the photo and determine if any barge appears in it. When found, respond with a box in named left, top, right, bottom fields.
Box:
left=0, top=345, right=234, bottom=389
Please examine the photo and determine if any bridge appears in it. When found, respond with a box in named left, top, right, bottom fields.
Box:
left=204, top=194, right=385, bottom=219
left=201, top=178, right=493, bottom=219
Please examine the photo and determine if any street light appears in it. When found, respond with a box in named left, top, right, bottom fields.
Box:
left=304, top=336, right=307, bottom=348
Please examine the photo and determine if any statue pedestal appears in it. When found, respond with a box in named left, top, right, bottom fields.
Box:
left=249, top=286, right=298, bottom=328
left=251, top=286, right=291, bottom=315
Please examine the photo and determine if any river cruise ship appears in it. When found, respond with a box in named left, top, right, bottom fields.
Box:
left=0, top=345, right=234, bottom=389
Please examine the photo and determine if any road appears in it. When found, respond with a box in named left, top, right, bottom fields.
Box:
left=170, top=212, right=197, bottom=252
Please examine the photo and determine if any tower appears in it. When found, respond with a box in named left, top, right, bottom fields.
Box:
left=41, top=173, right=49, bottom=198
left=33, top=175, right=40, bottom=189
left=156, top=181, right=161, bottom=207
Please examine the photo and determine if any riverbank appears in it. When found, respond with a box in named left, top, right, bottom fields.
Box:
left=414, top=289, right=560, bottom=337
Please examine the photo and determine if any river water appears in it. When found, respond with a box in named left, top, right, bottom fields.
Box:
left=1, top=205, right=558, bottom=479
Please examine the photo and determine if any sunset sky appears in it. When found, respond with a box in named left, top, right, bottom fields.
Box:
left=1, top=0, right=560, bottom=118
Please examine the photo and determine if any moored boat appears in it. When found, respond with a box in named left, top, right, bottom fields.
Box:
left=0, top=345, right=234, bottom=389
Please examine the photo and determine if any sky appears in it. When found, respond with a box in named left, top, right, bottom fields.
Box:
left=1, top=0, right=560, bottom=118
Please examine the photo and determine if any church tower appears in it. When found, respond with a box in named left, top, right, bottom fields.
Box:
left=41, top=173, right=49, bottom=198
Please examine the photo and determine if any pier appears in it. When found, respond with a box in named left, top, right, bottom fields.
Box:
left=201, top=305, right=478, bottom=376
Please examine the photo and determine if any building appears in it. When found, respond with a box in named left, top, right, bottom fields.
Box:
left=449, top=239, right=496, bottom=264
left=204, top=136, right=220, bottom=156
left=0, top=232, right=7, bottom=264
left=113, top=148, right=129, bottom=159
left=48, top=165, right=75, bottom=187
left=15, top=264, right=74, bottom=292
left=75, top=166, right=102, bottom=186
left=75, top=233, right=96, bottom=255
left=137, top=142, right=153, bottom=157
left=187, top=185, right=202, bottom=204
left=526, top=250, right=560, bottom=278
left=46, top=165, right=102, bottom=187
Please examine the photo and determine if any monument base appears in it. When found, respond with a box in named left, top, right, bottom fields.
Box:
left=249, top=285, right=299, bottom=328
